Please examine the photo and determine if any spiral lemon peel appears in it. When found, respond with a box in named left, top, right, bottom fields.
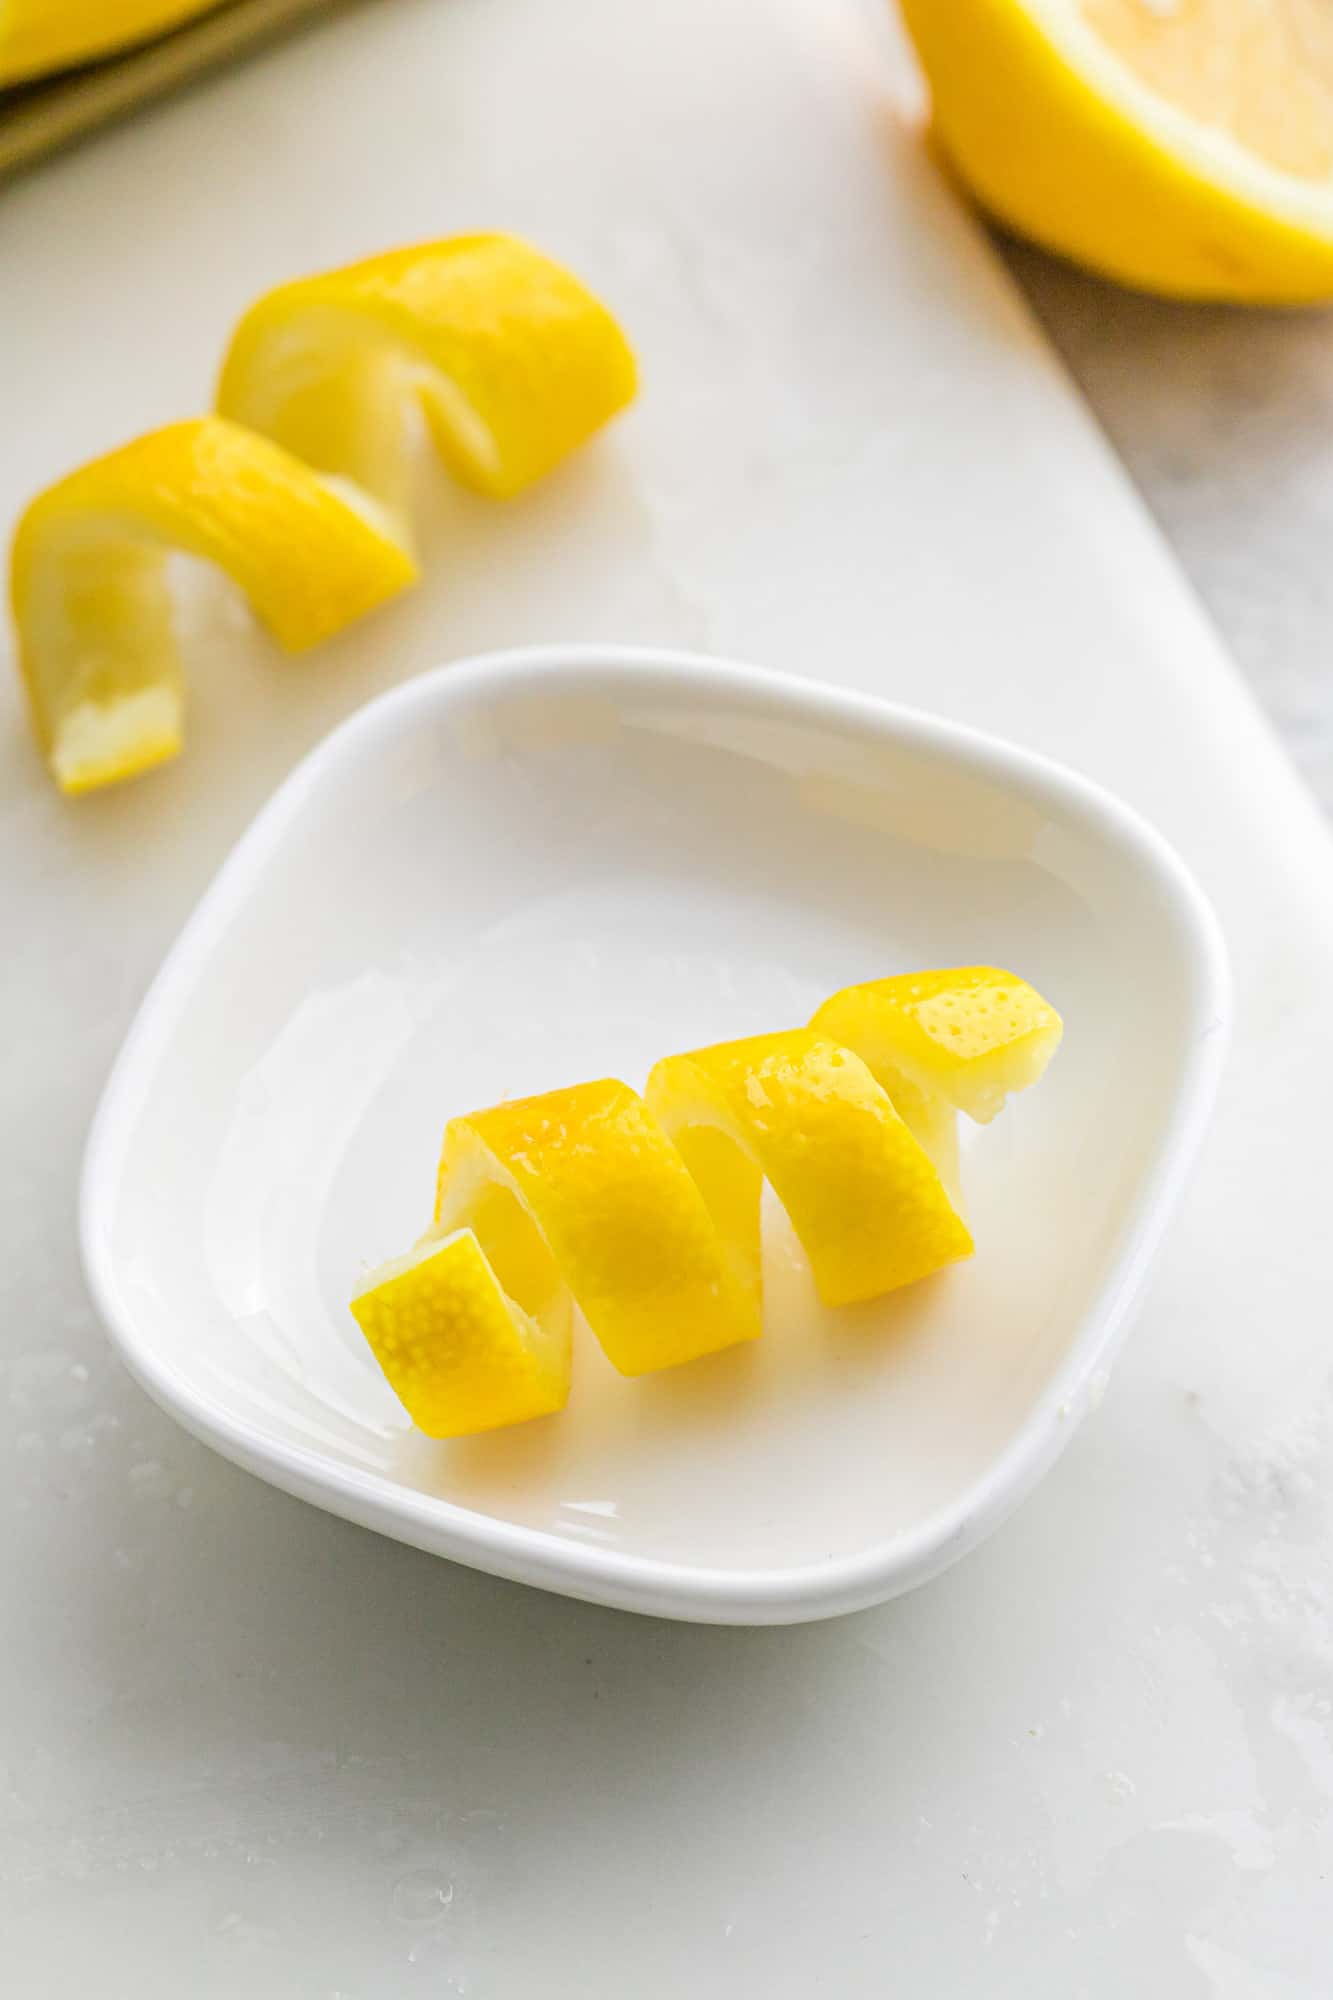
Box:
left=10, top=236, right=636, bottom=793
left=350, top=969, right=1062, bottom=1438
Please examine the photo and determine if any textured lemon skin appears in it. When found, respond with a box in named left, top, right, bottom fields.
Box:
left=12, top=416, right=414, bottom=652
left=437, top=1080, right=760, bottom=1378
left=10, top=236, right=634, bottom=792
left=351, top=1232, right=570, bottom=1439
left=353, top=970, right=1062, bottom=1438
left=899, top=0, right=1333, bottom=303
left=647, top=1030, right=972, bottom=1308
left=217, top=235, right=638, bottom=512
left=10, top=418, right=415, bottom=793
left=812, top=968, right=1063, bottom=1126
left=0, top=0, right=221, bottom=85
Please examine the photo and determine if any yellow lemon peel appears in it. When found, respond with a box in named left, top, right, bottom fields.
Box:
left=10, top=236, right=636, bottom=793
left=351, top=969, right=1061, bottom=1438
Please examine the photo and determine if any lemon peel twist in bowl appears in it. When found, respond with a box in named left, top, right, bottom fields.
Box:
left=350, top=968, right=1062, bottom=1439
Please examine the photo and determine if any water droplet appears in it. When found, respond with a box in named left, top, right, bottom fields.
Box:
left=175, top=1486, right=194, bottom=1510
left=392, top=1868, right=454, bottom=1923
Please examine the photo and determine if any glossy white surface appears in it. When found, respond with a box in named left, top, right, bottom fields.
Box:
left=4, top=0, right=1333, bottom=1989
left=82, top=649, right=1227, bottom=1621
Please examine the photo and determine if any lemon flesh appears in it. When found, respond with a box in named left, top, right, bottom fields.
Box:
left=900, top=0, right=1333, bottom=301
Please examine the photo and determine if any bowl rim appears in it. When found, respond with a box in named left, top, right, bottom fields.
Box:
left=79, top=643, right=1231, bottom=1624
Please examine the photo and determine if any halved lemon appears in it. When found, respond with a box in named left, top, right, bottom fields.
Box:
left=899, top=0, right=1333, bottom=301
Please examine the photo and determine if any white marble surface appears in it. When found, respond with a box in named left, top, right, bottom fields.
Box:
left=1005, top=241, right=1333, bottom=820
left=3, top=2, right=1333, bottom=1995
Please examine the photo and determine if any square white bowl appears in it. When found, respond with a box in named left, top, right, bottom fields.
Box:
left=80, top=646, right=1228, bottom=1624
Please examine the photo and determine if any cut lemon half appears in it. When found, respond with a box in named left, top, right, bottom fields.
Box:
left=899, top=0, right=1333, bottom=301
left=10, top=417, right=415, bottom=794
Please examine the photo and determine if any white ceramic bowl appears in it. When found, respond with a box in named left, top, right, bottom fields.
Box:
left=80, top=646, right=1228, bottom=1623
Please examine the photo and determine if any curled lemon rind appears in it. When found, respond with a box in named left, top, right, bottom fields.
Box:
left=11, top=236, right=635, bottom=793
left=353, top=970, right=1061, bottom=1438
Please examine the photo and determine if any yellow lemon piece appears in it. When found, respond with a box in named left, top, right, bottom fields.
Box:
left=434, top=1079, right=760, bottom=1379
left=648, top=1029, right=972, bottom=1307
left=899, top=0, right=1333, bottom=301
left=812, top=969, right=1063, bottom=1123
left=217, top=235, right=639, bottom=529
left=813, top=967, right=1062, bottom=1207
left=351, top=971, right=1061, bottom=1438
left=0, top=0, right=222, bottom=86
left=351, top=1230, right=572, bottom=1439
left=11, top=235, right=634, bottom=794
left=10, top=417, right=416, bottom=794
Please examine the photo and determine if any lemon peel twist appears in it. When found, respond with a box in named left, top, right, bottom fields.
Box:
left=9, top=236, right=636, bottom=793
left=350, top=969, right=1062, bottom=1439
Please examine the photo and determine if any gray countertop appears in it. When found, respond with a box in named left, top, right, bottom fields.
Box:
left=1004, top=237, right=1333, bottom=821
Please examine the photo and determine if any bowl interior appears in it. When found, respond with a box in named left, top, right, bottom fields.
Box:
left=86, top=655, right=1211, bottom=1587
